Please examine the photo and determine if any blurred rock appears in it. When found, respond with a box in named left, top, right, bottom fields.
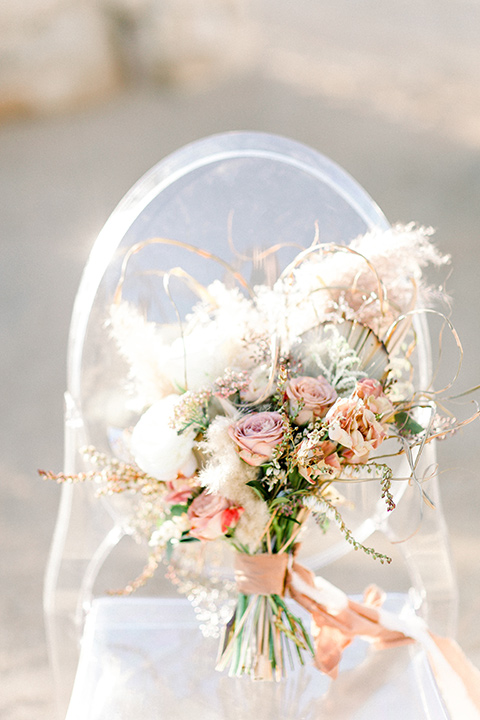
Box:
left=0, top=0, right=257, bottom=118
left=105, top=0, right=257, bottom=86
left=0, top=1, right=121, bottom=117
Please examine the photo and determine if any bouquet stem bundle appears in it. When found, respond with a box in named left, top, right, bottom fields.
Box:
left=216, top=587, right=313, bottom=681
left=215, top=546, right=313, bottom=680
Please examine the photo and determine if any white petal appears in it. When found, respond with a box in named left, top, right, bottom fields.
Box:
left=131, top=394, right=197, bottom=481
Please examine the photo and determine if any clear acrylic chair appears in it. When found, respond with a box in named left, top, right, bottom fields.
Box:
left=44, top=132, right=456, bottom=720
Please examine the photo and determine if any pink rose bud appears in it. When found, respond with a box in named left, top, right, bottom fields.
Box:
left=285, top=375, right=337, bottom=425
left=164, top=480, right=197, bottom=505
left=228, top=411, right=285, bottom=466
left=355, top=378, right=394, bottom=420
left=187, top=492, right=243, bottom=541
left=355, top=378, right=384, bottom=399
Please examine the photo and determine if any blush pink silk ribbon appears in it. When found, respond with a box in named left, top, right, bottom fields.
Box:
left=234, top=551, right=480, bottom=720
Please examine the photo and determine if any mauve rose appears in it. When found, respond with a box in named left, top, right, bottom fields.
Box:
left=326, top=397, right=387, bottom=464
left=355, top=378, right=394, bottom=420
left=228, top=411, right=284, bottom=466
left=286, top=375, right=337, bottom=425
left=187, top=492, right=243, bottom=541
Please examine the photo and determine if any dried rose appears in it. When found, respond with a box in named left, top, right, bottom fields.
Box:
left=164, top=479, right=197, bottom=505
left=297, top=439, right=341, bottom=483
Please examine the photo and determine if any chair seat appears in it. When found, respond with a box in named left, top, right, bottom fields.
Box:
left=65, top=595, right=450, bottom=720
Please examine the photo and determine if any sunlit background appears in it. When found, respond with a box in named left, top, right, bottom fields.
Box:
left=2, top=2, right=480, bottom=718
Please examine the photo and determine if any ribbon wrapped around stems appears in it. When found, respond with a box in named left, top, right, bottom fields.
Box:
left=233, top=548, right=480, bottom=720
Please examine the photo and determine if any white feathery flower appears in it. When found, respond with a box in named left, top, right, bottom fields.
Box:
left=109, top=302, right=178, bottom=406
left=198, top=416, right=269, bottom=551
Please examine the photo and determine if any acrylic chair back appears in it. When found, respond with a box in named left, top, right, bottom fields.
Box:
left=44, top=132, right=456, bottom=719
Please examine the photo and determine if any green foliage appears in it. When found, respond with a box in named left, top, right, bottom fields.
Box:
left=169, top=503, right=188, bottom=516
left=245, top=478, right=268, bottom=500
left=395, top=411, right=424, bottom=437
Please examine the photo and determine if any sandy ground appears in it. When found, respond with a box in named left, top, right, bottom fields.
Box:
left=2, top=2, right=480, bottom=718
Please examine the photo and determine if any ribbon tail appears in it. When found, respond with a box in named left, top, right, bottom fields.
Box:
left=310, top=625, right=352, bottom=679
left=287, top=561, right=410, bottom=677
left=431, top=634, right=480, bottom=705
left=287, top=558, right=480, bottom=719
left=372, top=602, right=480, bottom=720
left=424, top=633, right=480, bottom=720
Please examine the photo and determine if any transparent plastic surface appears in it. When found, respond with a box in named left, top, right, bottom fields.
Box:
left=66, top=597, right=449, bottom=720
left=44, top=132, right=457, bottom=718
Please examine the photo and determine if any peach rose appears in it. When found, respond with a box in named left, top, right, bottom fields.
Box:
left=297, top=439, right=341, bottom=483
left=326, top=397, right=387, bottom=464
left=355, top=378, right=394, bottom=420
left=187, top=492, right=243, bottom=541
left=228, top=411, right=284, bottom=466
left=285, top=375, right=337, bottom=425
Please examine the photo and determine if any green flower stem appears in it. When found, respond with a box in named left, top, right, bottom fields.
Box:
left=216, top=591, right=314, bottom=680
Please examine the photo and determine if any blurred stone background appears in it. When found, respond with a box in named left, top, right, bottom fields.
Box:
left=1, top=1, right=480, bottom=718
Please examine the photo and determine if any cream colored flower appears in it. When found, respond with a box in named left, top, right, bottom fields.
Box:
left=131, top=394, right=197, bottom=481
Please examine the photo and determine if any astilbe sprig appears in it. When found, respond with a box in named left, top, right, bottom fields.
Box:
left=39, top=446, right=165, bottom=497
left=305, top=494, right=393, bottom=564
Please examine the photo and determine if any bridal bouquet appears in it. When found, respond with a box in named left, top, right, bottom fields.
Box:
left=42, top=224, right=473, bottom=682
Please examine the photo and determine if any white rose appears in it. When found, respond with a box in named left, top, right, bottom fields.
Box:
left=131, top=394, right=197, bottom=481
left=240, top=365, right=272, bottom=403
